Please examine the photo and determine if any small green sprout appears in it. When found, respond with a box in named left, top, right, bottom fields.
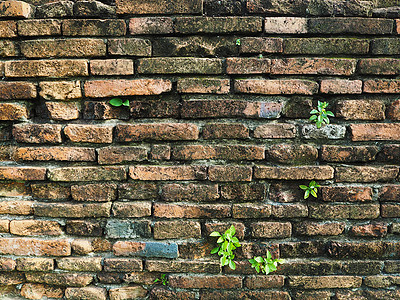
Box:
left=249, top=250, right=284, bottom=275
left=210, top=225, right=241, bottom=270
left=258, top=54, right=263, bottom=59
left=236, top=38, right=241, bottom=46
left=299, top=180, right=321, bottom=199
left=309, top=101, right=334, bottom=128
left=154, top=274, right=168, bottom=286
left=109, top=98, right=130, bottom=107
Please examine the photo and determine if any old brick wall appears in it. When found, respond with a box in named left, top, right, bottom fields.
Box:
left=1, top=0, right=400, bottom=298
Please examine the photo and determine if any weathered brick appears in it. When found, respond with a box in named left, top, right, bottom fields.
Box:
left=130, top=165, right=206, bottom=181
left=112, top=202, right=152, bottom=218
left=336, top=289, right=400, bottom=300
left=71, top=183, right=116, bottom=202
left=108, top=38, right=151, bottom=56
left=39, top=81, right=81, bottom=101
left=288, top=276, right=362, bottom=289
left=83, top=101, right=130, bottom=120
left=364, top=79, right=400, bottom=93
left=0, top=40, right=18, bottom=57
left=34, top=202, right=111, bottom=218
left=36, top=1, right=73, bottom=18
left=203, top=123, right=249, bottom=139
left=0, top=20, right=17, bottom=37
left=170, top=275, right=242, bottom=289
left=264, top=17, right=307, bottom=34
left=15, top=146, right=95, bottom=162
left=31, top=183, right=70, bottom=200
left=176, top=17, right=262, bottom=33
left=266, top=144, right=318, bottom=164
left=0, top=103, right=28, bottom=121
left=0, top=238, right=70, bottom=256
left=130, top=99, right=179, bottom=119
left=116, top=0, right=202, bottom=14
left=21, top=39, right=106, bottom=58
left=104, top=258, right=143, bottom=272
left=48, top=166, right=126, bottom=181
left=17, top=19, right=61, bottom=36
left=380, top=185, right=400, bottom=202
left=337, top=100, right=385, bottom=120
left=359, top=58, right=400, bottom=75
left=21, top=283, right=63, bottom=300
left=235, top=79, right=318, bottom=95
left=0, top=182, right=30, bottom=197
left=272, top=58, right=356, bottom=76
left=372, top=38, right=400, bottom=55
left=284, top=38, right=369, bottom=55
left=13, top=124, right=62, bottom=144
left=272, top=203, right=308, bottom=218
left=162, top=183, right=219, bottom=202
left=66, top=220, right=103, bottom=236
left=320, top=79, right=362, bottom=94
left=109, top=287, right=147, bottom=300
left=84, top=79, right=172, bottom=97
left=73, top=1, right=116, bottom=18
left=113, top=241, right=178, bottom=258
left=173, top=145, right=264, bottom=161
left=5, top=60, right=88, bottom=78
left=63, top=19, right=126, bottom=36
left=302, top=124, right=346, bottom=140
left=26, top=273, right=93, bottom=287
left=292, top=291, right=332, bottom=300
left=0, top=272, right=24, bottom=285
left=321, top=186, right=373, bottom=202
left=118, top=182, right=158, bottom=200
left=0, top=220, right=9, bottom=233
left=201, top=291, right=290, bottom=300
left=150, top=145, right=170, bottom=160
left=387, top=100, right=400, bottom=120
left=16, top=258, right=53, bottom=272
left=138, top=58, right=223, bottom=74
left=154, top=221, right=201, bottom=239
left=251, top=222, right=292, bottom=238
left=129, top=17, right=173, bottom=34
left=382, top=204, right=400, bottom=217
left=254, top=166, right=334, bottom=180
left=98, top=146, right=147, bottom=164
left=0, top=167, right=46, bottom=181
left=280, top=241, right=325, bottom=258
left=147, top=260, right=219, bottom=274
left=309, top=204, right=380, bottom=219
left=42, top=102, right=79, bottom=120
left=0, top=82, right=36, bottom=100
left=177, top=78, right=230, bottom=94
left=65, top=287, right=107, bottom=300
left=209, top=165, right=252, bottom=182
left=321, top=145, right=378, bottom=162
left=295, top=221, right=345, bottom=236
left=10, top=220, right=62, bottom=236
left=182, top=99, right=283, bottom=119
left=308, top=18, right=393, bottom=34
left=254, top=124, right=297, bottom=139
left=351, top=223, right=387, bottom=237
left=153, top=203, right=231, bottom=218
left=240, top=37, right=283, bottom=53
left=71, top=239, right=93, bottom=255
left=90, top=59, right=133, bottom=76
left=64, top=124, right=113, bottom=144
left=232, top=203, right=271, bottom=219
left=0, top=200, right=33, bottom=215
left=245, top=275, right=285, bottom=289
left=57, top=257, right=102, bottom=272
left=351, top=124, right=400, bottom=141
left=0, top=0, right=33, bottom=18
left=227, top=57, right=270, bottom=74
left=221, top=183, right=266, bottom=202
left=385, top=261, right=400, bottom=273
left=204, top=222, right=245, bottom=239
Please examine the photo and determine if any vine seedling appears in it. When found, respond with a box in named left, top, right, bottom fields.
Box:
left=210, top=225, right=241, bottom=270
left=109, top=97, right=130, bottom=107
left=299, top=180, right=320, bottom=199
left=249, top=250, right=284, bottom=275
left=236, top=38, right=241, bottom=46
left=154, top=274, right=168, bottom=286
left=309, top=101, right=334, bottom=128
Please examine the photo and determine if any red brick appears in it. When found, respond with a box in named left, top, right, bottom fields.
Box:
left=0, top=103, right=28, bottom=121
left=173, top=145, right=264, bottom=160
left=39, top=81, right=81, bottom=100
left=64, top=125, right=113, bottom=144
left=5, top=60, right=88, bottom=78
left=21, top=283, right=63, bottom=300
left=116, top=123, right=198, bottom=142
left=226, top=57, right=271, bottom=74
left=84, top=79, right=172, bottom=97
left=10, top=220, right=62, bottom=236
left=137, top=57, right=223, bottom=74
left=309, top=204, right=380, bottom=220
left=232, top=203, right=271, bottom=219
left=221, top=183, right=266, bottom=201
left=288, top=276, right=362, bottom=289
left=26, top=273, right=93, bottom=287
left=0, top=182, right=30, bottom=197
left=203, top=123, right=249, bottom=139
left=254, top=124, right=297, bottom=139
left=170, top=275, right=242, bottom=289
left=337, top=100, right=385, bottom=120
left=71, top=183, right=116, bottom=202
left=177, top=78, right=230, bottom=94
left=150, top=145, right=171, bottom=160
left=48, top=166, right=126, bottom=181
left=13, top=124, right=62, bottom=144
left=380, top=185, right=400, bottom=202
left=320, top=79, right=362, bottom=94
left=336, top=166, right=399, bottom=182
left=351, top=123, right=400, bottom=141
left=0, top=0, right=33, bottom=18
left=57, top=257, right=102, bottom=272
left=98, top=146, right=147, bottom=164
left=153, top=203, right=231, bottom=218
left=0, top=20, right=17, bottom=37
left=112, top=202, right=152, bottom=218
left=162, top=183, right=219, bottom=202
left=118, top=182, right=158, bottom=200
left=204, top=222, right=245, bottom=239
left=266, top=144, right=317, bottom=164
left=109, top=287, right=147, bottom=300
left=83, top=101, right=130, bottom=120
left=251, top=222, right=292, bottom=238
left=31, top=183, right=70, bottom=200
left=240, top=37, right=282, bottom=53
left=65, top=287, right=107, bottom=300
left=15, top=147, right=95, bottom=162
left=63, top=19, right=126, bottom=36
left=108, top=38, right=151, bottom=56
left=209, top=165, right=252, bottom=182
left=351, top=223, right=387, bottom=237
left=254, top=166, right=334, bottom=180
left=17, top=19, right=61, bottom=36
left=295, top=221, right=345, bottom=236
left=34, top=202, right=111, bottom=218
left=272, top=58, right=356, bottom=75
left=245, top=275, right=284, bottom=289
left=130, top=165, right=206, bottom=181
left=364, top=79, right=400, bottom=93
left=321, top=145, right=378, bottom=162
left=154, top=220, right=201, bottom=239
left=44, top=102, right=80, bottom=120
left=359, top=58, right=400, bottom=75
left=321, top=186, right=373, bottom=202
left=272, top=203, right=308, bottom=218
left=0, top=82, right=36, bottom=100
left=0, top=238, right=70, bottom=256
left=387, top=99, right=400, bottom=120
left=0, top=167, right=46, bottom=181
left=90, top=59, right=134, bottom=76
left=235, top=79, right=318, bottom=95
left=129, top=17, right=173, bottom=34
left=130, top=99, right=179, bottom=119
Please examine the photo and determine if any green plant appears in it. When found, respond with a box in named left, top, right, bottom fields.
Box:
left=236, top=38, right=241, bottom=46
left=249, top=250, right=284, bottom=275
left=299, top=180, right=320, bottom=199
left=258, top=54, right=263, bottom=59
left=109, top=97, right=130, bottom=107
left=309, top=101, right=334, bottom=128
left=154, top=274, right=168, bottom=286
left=210, top=225, right=241, bottom=270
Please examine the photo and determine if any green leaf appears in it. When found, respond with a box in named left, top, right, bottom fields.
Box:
left=266, top=250, right=272, bottom=260
left=217, top=236, right=224, bottom=244
left=229, top=260, right=236, bottom=270
left=255, top=265, right=260, bottom=273
left=310, top=109, right=318, bottom=114
left=255, top=256, right=263, bottom=263
left=228, top=225, right=236, bottom=236
left=310, top=189, right=317, bottom=198
left=309, top=180, right=316, bottom=186
left=109, top=98, right=123, bottom=107
left=122, top=99, right=130, bottom=107
left=264, top=264, right=270, bottom=275
left=316, top=121, right=322, bottom=128
left=326, top=111, right=335, bottom=117
left=236, top=39, right=241, bottom=46
left=249, top=259, right=255, bottom=265
left=154, top=278, right=160, bottom=283
left=299, top=185, right=308, bottom=190
left=211, top=247, right=220, bottom=254
left=304, top=189, right=310, bottom=199
left=309, top=115, right=317, bottom=121
left=210, top=231, right=221, bottom=237
left=221, top=256, right=226, bottom=266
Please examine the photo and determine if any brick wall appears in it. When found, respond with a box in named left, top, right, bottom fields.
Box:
left=1, top=0, right=400, bottom=298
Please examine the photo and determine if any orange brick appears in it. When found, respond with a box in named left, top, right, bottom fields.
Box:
left=320, top=79, right=362, bottom=94
left=177, top=78, right=230, bottom=94
left=0, top=20, right=17, bottom=37
left=13, top=124, right=62, bottom=144
left=0, top=82, right=36, bottom=100
left=153, top=203, right=231, bottom=218
left=351, top=124, right=400, bottom=141
left=0, top=0, right=33, bottom=18
left=10, top=220, right=62, bottom=236
left=235, top=79, right=318, bottom=95
left=129, top=165, right=207, bottom=181
left=0, top=167, right=46, bottom=181
left=15, top=147, right=95, bottom=161
left=0, top=103, right=28, bottom=121
left=64, top=124, right=113, bottom=144
left=90, top=59, right=134, bottom=75
left=0, top=238, right=70, bottom=256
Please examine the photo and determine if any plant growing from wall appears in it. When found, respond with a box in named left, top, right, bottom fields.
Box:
left=299, top=180, right=320, bottom=199
left=309, top=101, right=334, bottom=128
left=154, top=274, right=168, bottom=286
left=249, top=250, right=284, bottom=275
left=109, top=97, right=130, bottom=107
left=210, top=225, right=241, bottom=270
